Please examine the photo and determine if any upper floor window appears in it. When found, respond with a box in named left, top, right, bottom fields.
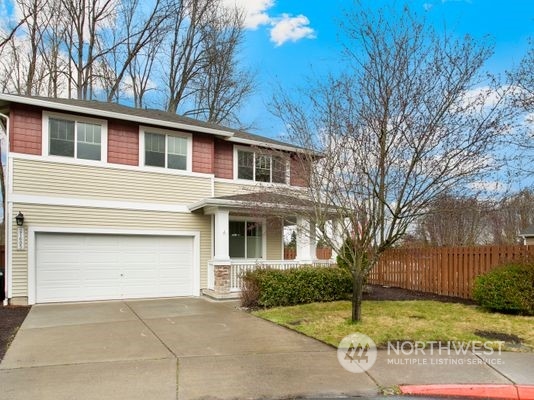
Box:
left=141, top=127, right=191, bottom=171
left=46, top=114, right=105, bottom=161
left=236, top=149, right=287, bottom=184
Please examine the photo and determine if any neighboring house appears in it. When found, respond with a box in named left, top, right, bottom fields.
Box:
left=0, top=94, right=328, bottom=305
left=520, top=225, right=534, bottom=245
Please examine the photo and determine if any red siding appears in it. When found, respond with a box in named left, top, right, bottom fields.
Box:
left=192, top=134, right=214, bottom=174
left=214, top=139, right=233, bottom=179
left=108, top=120, right=139, bottom=166
left=290, top=156, right=310, bottom=187
left=10, top=105, right=42, bottom=155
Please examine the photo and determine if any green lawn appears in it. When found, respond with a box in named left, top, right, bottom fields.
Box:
left=253, top=301, right=534, bottom=351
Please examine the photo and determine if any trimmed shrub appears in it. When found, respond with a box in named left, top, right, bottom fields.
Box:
left=472, top=262, right=534, bottom=316
left=241, top=266, right=352, bottom=308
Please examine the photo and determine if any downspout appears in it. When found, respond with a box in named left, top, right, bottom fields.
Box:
left=0, top=112, right=9, bottom=306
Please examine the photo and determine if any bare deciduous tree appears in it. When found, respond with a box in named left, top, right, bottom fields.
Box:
left=0, top=0, right=254, bottom=127
left=185, top=5, right=254, bottom=126
left=507, top=39, right=534, bottom=175
left=60, top=0, right=116, bottom=99
left=163, top=0, right=220, bottom=114
left=513, top=39, right=534, bottom=110
left=162, top=0, right=253, bottom=124
left=415, top=194, right=490, bottom=246
left=102, top=0, right=172, bottom=102
left=272, top=4, right=511, bottom=322
left=489, top=189, right=534, bottom=244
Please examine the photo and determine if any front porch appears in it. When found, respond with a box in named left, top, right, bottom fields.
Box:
left=204, top=259, right=336, bottom=299
left=189, top=192, right=338, bottom=300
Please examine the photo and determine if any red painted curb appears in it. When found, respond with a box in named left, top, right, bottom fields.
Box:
left=518, top=386, right=534, bottom=400
left=400, top=384, right=524, bottom=399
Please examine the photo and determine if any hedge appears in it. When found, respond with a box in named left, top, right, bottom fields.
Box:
left=241, top=266, right=352, bottom=308
left=472, top=262, right=534, bottom=316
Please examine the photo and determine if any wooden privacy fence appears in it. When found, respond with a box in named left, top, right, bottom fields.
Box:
left=284, top=247, right=332, bottom=260
left=368, top=245, right=534, bottom=299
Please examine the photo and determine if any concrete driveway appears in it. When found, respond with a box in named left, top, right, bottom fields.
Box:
left=0, top=298, right=378, bottom=400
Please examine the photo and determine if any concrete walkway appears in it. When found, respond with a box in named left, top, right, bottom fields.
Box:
left=1, top=298, right=533, bottom=400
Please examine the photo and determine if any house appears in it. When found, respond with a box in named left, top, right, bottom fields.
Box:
left=520, top=225, right=534, bottom=245
left=0, top=94, right=330, bottom=305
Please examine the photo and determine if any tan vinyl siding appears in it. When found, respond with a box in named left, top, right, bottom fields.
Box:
left=214, top=181, right=256, bottom=197
left=10, top=203, right=211, bottom=298
left=266, top=217, right=283, bottom=260
left=214, top=180, right=307, bottom=199
left=13, top=158, right=212, bottom=204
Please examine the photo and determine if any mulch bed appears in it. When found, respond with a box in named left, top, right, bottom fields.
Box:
left=363, top=284, right=476, bottom=305
left=0, top=306, right=31, bottom=362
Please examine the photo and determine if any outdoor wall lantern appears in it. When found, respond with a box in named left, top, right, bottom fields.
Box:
left=15, top=211, right=24, bottom=226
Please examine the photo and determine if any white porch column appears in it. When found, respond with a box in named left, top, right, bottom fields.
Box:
left=330, top=219, right=345, bottom=262
left=295, top=216, right=316, bottom=263
left=213, top=208, right=230, bottom=263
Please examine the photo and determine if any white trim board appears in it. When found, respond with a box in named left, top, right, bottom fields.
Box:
left=11, top=194, right=191, bottom=213
left=27, top=226, right=202, bottom=304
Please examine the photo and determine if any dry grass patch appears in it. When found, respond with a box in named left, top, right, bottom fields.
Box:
left=253, top=300, right=534, bottom=351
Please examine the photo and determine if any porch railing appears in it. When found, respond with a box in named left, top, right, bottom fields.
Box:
left=228, top=259, right=335, bottom=292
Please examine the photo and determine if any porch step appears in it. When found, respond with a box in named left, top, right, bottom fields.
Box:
left=202, top=289, right=241, bottom=301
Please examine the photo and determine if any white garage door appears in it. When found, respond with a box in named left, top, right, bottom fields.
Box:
left=35, top=233, right=194, bottom=303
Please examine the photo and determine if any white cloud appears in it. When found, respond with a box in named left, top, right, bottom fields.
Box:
left=222, top=0, right=274, bottom=29
left=270, top=14, right=315, bottom=47
left=423, top=3, right=434, bottom=11
left=222, top=1, right=316, bottom=46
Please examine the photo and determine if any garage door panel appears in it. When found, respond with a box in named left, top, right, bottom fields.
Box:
left=36, top=233, right=194, bottom=303
left=39, top=252, right=83, bottom=263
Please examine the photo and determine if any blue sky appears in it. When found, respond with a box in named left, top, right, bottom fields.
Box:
left=233, top=0, right=534, bottom=139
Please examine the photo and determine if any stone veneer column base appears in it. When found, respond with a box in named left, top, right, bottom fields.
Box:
left=213, top=264, right=231, bottom=295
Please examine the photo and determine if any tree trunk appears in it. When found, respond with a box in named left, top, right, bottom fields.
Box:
left=351, top=272, right=364, bottom=322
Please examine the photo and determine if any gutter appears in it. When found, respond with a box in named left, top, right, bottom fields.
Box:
left=227, top=136, right=317, bottom=155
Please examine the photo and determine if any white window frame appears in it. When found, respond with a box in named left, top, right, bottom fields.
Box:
left=139, top=126, right=193, bottom=172
left=228, top=216, right=267, bottom=260
left=42, top=112, right=108, bottom=163
left=233, top=145, right=289, bottom=185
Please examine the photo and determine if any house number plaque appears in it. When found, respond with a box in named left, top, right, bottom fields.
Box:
left=17, top=227, right=25, bottom=250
